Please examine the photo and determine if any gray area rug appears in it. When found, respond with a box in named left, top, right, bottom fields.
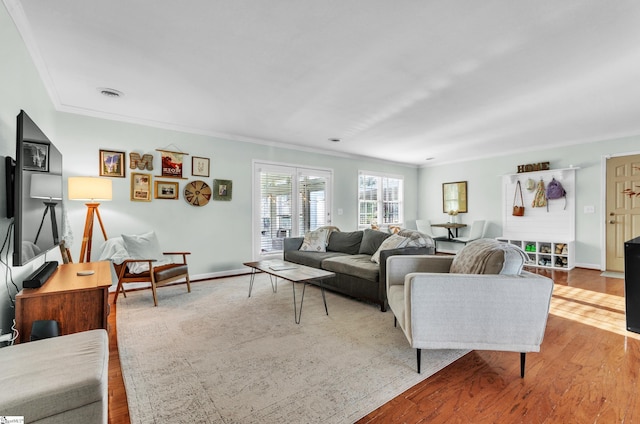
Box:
left=117, top=274, right=468, bottom=423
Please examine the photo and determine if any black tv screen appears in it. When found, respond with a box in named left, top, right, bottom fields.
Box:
left=12, top=110, right=63, bottom=267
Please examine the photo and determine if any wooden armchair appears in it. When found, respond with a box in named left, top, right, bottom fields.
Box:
left=100, top=233, right=191, bottom=306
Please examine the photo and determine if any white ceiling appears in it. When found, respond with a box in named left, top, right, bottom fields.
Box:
left=5, top=0, right=640, bottom=166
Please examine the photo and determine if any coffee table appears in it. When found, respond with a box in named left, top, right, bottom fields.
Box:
left=243, top=260, right=335, bottom=324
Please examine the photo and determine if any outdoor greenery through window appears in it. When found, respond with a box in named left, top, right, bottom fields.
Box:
left=358, top=172, right=403, bottom=228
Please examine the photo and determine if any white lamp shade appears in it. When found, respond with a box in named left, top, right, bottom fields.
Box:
left=68, top=177, right=112, bottom=201
left=30, top=173, right=63, bottom=200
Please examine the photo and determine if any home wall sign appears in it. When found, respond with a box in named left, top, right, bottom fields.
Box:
left=517, top=162, right=550, bottom=173
left=129, top=152, right=154, bottom=170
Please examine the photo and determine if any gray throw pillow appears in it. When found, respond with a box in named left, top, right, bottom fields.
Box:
left=327, top=231, right=364, bottom=255
left=358, top=229, right=391, bottom=255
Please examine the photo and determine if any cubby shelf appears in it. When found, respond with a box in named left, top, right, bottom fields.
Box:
left=497, top=238, right=575, bottom=270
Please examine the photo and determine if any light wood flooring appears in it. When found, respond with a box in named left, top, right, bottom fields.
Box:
left=107, top=267, right=639, bottom=424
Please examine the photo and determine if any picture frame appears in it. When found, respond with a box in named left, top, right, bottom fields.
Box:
left=442, top=181, right=468, bottom=214
left=131, top=173, right=152, bottom=201
left=154, top=180, right=179, bottom=200
left=23, top=141, right=49, bottom=172
left=213, top=179, right=232, bottom=201
left=192, top=156, right=210, bottom=177
left=157, top=149, right=188, bottom=179
left=99, top=149, right=126, bottom=177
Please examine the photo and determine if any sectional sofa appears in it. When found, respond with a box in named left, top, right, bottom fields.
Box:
left=284, top=228, right=435, bottom=311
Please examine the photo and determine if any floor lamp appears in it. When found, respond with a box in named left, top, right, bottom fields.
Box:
left=68, top=177, right=112, bottom=263
left=30, top=173, right=63, bottom=245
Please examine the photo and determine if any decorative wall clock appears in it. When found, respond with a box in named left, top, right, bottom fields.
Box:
left=184, top=180, right=211, bottom=206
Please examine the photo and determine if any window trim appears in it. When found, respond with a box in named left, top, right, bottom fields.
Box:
left=357, top=170, right=404, bottom=230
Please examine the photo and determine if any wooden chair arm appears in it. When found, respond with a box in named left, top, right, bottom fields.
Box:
left=122, top=259, right=158, bottom=264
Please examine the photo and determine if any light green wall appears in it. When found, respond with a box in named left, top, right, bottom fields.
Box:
left=0, top=5, right=418, bottom=335
left=419, top=137, right=640, bottom=266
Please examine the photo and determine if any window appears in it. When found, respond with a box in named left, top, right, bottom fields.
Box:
left=358, top=171, right=403, bottom=228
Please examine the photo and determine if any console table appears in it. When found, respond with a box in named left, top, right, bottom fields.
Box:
left=15, top=261, right=112, bottom=343
left=432, top=222, right=467, bottom=239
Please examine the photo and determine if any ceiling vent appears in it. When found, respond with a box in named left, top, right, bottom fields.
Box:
left=98, top=88, right=123, bottom=98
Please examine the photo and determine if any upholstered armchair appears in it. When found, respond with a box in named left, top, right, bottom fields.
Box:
left=386, top=239, right=554, bottom=377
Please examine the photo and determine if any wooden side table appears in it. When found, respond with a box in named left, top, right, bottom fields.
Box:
left=15, top=261, right=112, bottom=343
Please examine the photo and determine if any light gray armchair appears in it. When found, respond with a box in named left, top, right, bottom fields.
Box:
left=386, top=239, right=554, bottom=377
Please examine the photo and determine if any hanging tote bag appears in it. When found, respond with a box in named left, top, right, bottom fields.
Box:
left=532, top=179, right=547, bottom=208
left=513, top=180, right=525, bottom=216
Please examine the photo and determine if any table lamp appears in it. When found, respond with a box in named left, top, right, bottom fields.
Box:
left=68, top=177, right=112, bottom=263
left=30, top=173, right=63, bottom=245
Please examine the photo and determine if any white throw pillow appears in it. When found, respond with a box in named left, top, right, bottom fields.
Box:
left=121, top=231, right=168, bottom=274
left=371, top=234, right=409, bottom=264
left=299, top=228, right=330, bottom=252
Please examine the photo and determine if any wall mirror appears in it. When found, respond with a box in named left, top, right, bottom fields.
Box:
left=442, top=181, right=468, bottom=213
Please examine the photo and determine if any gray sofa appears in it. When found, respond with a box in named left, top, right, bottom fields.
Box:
left=0, top=329, right=109, bottom=423
left=284, top=228, right=435, bottom=311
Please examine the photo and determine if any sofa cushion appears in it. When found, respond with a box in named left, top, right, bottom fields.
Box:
left=358, top=229, right=391, bottom=255
left=371, top=234, right=409, bottom=264
left=327, top=231, right=363, bottom=255
left=299, top=228, right=330, bottom=252
left=285, top=250, right=349, bottom=268
left=322, top=254, right=379, bottom=282
left=450, top=238, right=528, bottom=275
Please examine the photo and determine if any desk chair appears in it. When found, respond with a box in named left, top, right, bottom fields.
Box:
left=452, top=220, right=486, bottom=244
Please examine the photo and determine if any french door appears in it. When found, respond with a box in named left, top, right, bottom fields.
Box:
left=253, top=162, right=332, bottom=259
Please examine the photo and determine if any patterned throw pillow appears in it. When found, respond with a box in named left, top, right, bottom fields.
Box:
left=299, top=228, right=330, bottom=252
left=371, top=234, right=409, bottom=264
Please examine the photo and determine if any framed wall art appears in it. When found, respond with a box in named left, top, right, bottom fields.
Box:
left=99, top=149, right=125, bottom=177
left=192, top=156, right=210, bottom=177
left=157, top=149, right=188, bottom=179
left=131, top=173, right=152, bottom=201
left=213, top=179, right=232, bottom=201
left=154, top=180, right=179, bottom=199
left=23, top=141, right=49, bottom=172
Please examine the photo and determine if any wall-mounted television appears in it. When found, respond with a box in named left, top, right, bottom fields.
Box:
left=9, top=110, right=63, bottom=267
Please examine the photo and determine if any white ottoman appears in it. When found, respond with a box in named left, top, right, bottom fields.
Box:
left=0, top=329, right=108, bottom=423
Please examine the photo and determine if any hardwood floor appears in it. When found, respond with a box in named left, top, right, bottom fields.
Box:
left=107, top=267, right=639, bottom=423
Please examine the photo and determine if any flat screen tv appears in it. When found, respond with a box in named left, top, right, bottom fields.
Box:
left=10, top=110, right=63, bottom=267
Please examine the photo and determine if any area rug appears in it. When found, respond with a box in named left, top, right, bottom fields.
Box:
left=117, top=274, right=468, bottom=424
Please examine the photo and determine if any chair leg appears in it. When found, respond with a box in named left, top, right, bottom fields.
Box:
left=520, top=352, right=526, bottom=378
left=113, top=280, right=127, bottom=303
left=185, top=274, right=191, bottom=293
left=151, top=275, right=159, bottom=307
left=417, top=348, right=421, bottom=374
left=394, top=316, right=397, bottom=327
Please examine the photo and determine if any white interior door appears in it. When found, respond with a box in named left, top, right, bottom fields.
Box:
left=606, top=154, right=640, bottom=272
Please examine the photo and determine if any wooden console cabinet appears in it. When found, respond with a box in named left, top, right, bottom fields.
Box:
left=15, top=261, right=112, bottom=343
